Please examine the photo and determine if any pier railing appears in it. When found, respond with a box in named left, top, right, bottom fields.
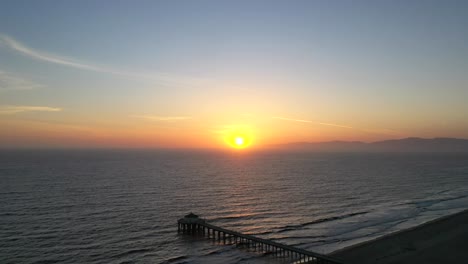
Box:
left=178, top=213, right=345, bottom=264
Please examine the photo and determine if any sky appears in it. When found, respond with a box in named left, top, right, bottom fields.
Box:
left=1, top=0, right=467, bottom=149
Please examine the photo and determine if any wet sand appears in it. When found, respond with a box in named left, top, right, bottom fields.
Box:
left=330, top=209, right=468, bottom=264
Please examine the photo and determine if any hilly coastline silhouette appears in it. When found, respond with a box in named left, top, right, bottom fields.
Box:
left=272, top=137, right=468, bottom=152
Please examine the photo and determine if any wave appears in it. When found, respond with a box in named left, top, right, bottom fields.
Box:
left=406, top=193, right=468, bottom=209
left=276, top=211, right=369, bottom=233
left=161, top=255, right=188, bottom=264
left=112, top=248, right=153, bottom=259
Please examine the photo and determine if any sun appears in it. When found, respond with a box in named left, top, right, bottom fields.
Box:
left=222, top=125, right=254, bottom=149
left=235, top=136, right=245, bottom=146
left=225, top=133, right=252, bottom=149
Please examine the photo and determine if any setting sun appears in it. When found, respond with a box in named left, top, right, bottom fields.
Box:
left=228, top=135, right=250, bottom=149
left=235, top=137, right=244, bottom=146
left=221, top=125, right=254, bottom=149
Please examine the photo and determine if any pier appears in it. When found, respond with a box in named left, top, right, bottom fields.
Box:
left=178, top=213, right=345, bottom=264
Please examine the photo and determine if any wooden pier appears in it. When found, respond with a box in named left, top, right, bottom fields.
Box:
left=178, top=213, right=345, bottom=264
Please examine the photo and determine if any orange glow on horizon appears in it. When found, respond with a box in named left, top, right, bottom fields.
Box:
left=5, top=112, right=464, bottom=149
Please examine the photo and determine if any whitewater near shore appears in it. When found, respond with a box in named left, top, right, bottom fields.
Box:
left=331, top=209, right=468, bottom=264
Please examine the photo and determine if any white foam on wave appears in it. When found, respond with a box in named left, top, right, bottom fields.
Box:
left=309, top=187, right=468, bottom=254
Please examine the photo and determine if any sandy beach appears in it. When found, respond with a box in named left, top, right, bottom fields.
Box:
left=330, top=209, right=468, bottom=264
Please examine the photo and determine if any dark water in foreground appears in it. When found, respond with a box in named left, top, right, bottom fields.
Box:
left=1, top=150, right=468, bottom=263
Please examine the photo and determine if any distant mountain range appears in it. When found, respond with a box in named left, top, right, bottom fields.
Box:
left=270, top=138, right=468, bottom=152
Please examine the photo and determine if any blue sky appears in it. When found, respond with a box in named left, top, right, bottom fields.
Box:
left=1, top=0, right=468, bottom=148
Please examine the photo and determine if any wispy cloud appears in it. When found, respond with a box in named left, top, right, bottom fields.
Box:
left=360, top=127, right=404, bottom=137
left=272, top=116, right=405, bottom=137
left=0, top=33, right=210, bottom=87
left=0, top=71, right=43, bottom=91
left=317, top=122, right=353, bottom=129
left=0, top=105, right=62, bottom=115
left=210, top=124, right=253, bottom=135
left=0, top=34, right=108, bottom=72
left=132, top=115, right=191, bottom=121
left=273, top=116, right=314, bottom=123
left=273, top=116, right=353, bottom=129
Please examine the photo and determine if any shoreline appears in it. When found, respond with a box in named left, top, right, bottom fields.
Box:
left=329, top=208, right=468, bottom=264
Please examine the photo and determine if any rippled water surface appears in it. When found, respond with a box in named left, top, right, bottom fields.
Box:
left=1, top=150, right=468, bottom=263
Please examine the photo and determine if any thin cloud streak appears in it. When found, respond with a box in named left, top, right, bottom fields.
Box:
left=273, top=116, right=314, bottom=123
left=210, top=124, right=252, bottom=134
left=0, top=105, right=62, bottom=114
left=132, top=115, right=192, bottom=121
left=360, top=127, right=404, bottom=137
left=318, top=122, right=353, bottom=129
left=0, top=34, right=105, bottom=72
left=273, top=116, right=353, bottom=128
left=273, top=116, right=405, bottom=137
left=0, top=33, right=210, bottom=87
left=0, top=71, right=43, bottom=91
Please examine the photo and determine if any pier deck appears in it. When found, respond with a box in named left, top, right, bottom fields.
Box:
left=178, top=213, right=344, bottom=264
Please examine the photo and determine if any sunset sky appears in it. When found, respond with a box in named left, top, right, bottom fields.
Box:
left=1, top=1, right=467, bottom=149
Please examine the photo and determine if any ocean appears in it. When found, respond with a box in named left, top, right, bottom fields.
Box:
left=1, top=150, right=468, bottom=263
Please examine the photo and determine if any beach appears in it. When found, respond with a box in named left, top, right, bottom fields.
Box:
left=330, top=209, right=468, bottom=264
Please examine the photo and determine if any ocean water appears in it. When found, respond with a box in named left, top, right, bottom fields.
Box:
left=1, top=150, right=468, bottom=264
